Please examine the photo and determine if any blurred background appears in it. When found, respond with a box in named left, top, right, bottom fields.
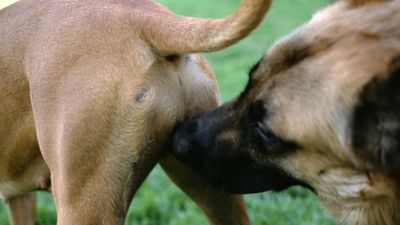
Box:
left=0, top=0, right=337, bottom=224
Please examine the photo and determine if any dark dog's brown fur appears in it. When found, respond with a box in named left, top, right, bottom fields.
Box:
left=172, top=0, right=400, bottom=224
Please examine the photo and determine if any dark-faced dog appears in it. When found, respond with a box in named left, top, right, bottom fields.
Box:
left=172, top=0, right=400, bottom=224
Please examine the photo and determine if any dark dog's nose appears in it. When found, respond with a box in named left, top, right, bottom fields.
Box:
left=172, top=119, right=199, bottom=157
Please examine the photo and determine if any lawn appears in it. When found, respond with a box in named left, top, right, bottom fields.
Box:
left=0, top=0, right=337, bottom=225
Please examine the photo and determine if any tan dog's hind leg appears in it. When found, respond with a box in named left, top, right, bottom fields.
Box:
left=33, top=112, right=154, bottom=224
left=160, top=156, right=250, bottom=225
left=6, top=192, right=36, bottom=225
left=37, top=123, right=156, bottom=225
left=30, top=67, right=164, bottom=224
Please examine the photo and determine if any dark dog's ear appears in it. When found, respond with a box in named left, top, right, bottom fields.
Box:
left=352, top=58, right=400, bottom=170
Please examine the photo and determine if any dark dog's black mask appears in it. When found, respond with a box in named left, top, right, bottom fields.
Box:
left=171, top=99, right=311, bottom=194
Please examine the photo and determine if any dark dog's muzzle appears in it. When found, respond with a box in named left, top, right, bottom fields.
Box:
left=170, top=112, right=312, bottom=194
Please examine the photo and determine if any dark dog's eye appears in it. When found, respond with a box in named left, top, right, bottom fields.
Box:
left=252, top=122, right=296, bottom=155
left=248, top=110, right=297, bottom=156
left=247, top=100, right=289, bottom=154
left=254, top=121, right=274, bottom=144
left=247, top=101, right=271, bottom=142
left=249, top=100, right=267, bottom=121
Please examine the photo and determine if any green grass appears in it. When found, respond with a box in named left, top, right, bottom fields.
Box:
left=0, top=0, right=338, bottom=225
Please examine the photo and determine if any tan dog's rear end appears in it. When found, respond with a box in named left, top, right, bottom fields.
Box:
left=0, top=0, right=272, bottom=224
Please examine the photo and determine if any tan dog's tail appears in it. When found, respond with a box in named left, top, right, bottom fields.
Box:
left=143, top=0, right=272, bottom=56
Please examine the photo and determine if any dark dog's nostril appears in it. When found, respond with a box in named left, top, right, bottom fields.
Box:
left=174, top=138, right=190, bottom=156
left=172, top=127, right=193, bottom=156
left=172, top=120, right=201, bottom=158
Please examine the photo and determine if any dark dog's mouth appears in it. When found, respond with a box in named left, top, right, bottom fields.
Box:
left=203, top=173, right=296, bottom=194
left=187, top=163, right=313, bottom=194
left=206, top=174, right=277, bottom=194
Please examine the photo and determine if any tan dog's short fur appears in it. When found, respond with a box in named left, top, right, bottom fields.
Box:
left=0, top=0, right=272, bottom=224
left=172, top=0, right=400, bottom=225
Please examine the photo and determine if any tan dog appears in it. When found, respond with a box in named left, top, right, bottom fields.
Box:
left=0, top=0, right=272, bottom=224
left=172, top=0, right=400, bottom=225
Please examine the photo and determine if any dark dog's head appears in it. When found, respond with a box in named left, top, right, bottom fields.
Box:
left=172, top=0, right=400, bottom=224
